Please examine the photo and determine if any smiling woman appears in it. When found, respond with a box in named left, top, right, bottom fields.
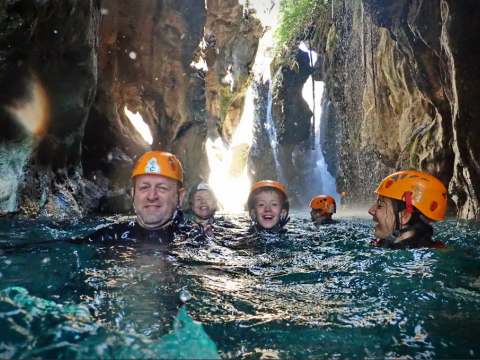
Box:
left=368, top=170, right=447, bottom=249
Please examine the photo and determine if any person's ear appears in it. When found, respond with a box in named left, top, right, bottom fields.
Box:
left=400, top=210, right=412, bottom=225
left=178, top=188, right=186, bottom=207
left=130, top=187, right=134, bottom=199
left=281, top=209, right=287, bottom=219
left=250, top=209, right=256, bottom=221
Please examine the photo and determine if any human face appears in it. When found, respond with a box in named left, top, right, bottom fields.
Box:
left=250, top=190, right=287, bottom=230
left=368, top=195, right=396, bottom=239
left=193, top=190, right=216, bottom=221
left=131, top=174, right=185, bottom=230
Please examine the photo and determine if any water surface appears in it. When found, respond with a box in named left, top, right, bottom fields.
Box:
left=1, top=213, right=479, bottom=359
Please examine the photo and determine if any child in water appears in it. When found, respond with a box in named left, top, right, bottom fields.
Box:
left=247, top=180, right=289, bottom=234
left=310, top=195, right=338, bottom=225
left=368, top=170, right=447, bottom=249
left=188, top=183, right=217, bottom=236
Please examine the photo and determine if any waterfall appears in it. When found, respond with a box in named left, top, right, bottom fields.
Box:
left=265, top=80, right=284, bottom=182
left=299, top=43, right=341, bottom=206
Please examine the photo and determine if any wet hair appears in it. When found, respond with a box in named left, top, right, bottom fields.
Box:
left=248, top=188, right=289, bottom=213
left=393, top=199, right=434, bottom=242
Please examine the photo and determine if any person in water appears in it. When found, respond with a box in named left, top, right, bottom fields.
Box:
left=310, top=195, right=338, bottom=225
left=247, top=180, right=289, bottom=234
left=188, top=182, right=217, bottom=236
left=82, top=151, right=187, bottom=244
left=368, top=170, right=447, bottom=249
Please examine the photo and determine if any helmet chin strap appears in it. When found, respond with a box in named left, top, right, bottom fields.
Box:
left=383, top=198, right=415, bottom=247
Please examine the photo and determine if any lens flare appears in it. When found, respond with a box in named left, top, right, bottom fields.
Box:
left=6, top=76, right=50, bottom=135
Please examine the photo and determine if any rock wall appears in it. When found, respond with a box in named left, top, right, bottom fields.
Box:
left=203, top=0, right=263, bottom=144
left=0, top=0, right=100, bottom=217
left=82, top=0, right=208, bottom=214
left=0, top=0, right=266, bottom=218
left=309, top=0, right=479, bottom=218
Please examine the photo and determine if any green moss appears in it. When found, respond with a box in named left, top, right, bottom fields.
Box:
left=326, top=23, right=339, bottom=54
left=219, top=87, right=233, bottom=126
left=274, top=0, right=329, bottom=51
left=408, top=121, right=436, bottom=168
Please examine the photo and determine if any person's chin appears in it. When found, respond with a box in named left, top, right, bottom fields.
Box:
left=198, top=210, right=213, bottom=218
left=259, top=220, right=277, bottom=229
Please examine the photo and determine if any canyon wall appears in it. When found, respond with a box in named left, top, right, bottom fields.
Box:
left=274, top=0, right=480, bottom=218
left=0, top=0, right=261, bottom=217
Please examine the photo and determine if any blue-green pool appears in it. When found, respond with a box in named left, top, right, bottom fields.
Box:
left=1, top=214, right=479, bottom=359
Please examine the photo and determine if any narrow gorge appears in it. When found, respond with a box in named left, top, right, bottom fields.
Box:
left=1, top=0, right=479, bottom=219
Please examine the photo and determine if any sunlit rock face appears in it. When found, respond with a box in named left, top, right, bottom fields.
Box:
left=204, top=0, right=263, bottom=143
left=81, top=0, right=208, bottom=214
left=308, top=0, right=480, bottom=217
left=271, top=50, right=312, bottom=207
left=0, top=1, right=100, bottom=217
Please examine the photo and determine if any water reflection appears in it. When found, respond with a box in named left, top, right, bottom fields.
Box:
left=1, top=215, right=480, bottom=358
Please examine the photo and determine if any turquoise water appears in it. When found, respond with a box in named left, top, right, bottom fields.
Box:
left=1, top=214, right=480, bottom=359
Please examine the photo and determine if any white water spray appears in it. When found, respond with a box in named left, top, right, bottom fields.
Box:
left=299, top=43, right=341, bottom=205
left=265, top=80, right=284, bottom=182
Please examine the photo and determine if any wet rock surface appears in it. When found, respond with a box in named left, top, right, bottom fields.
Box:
left=1, top=0, right=479, bottom=219
left=298, top=0, right=480, bottom=216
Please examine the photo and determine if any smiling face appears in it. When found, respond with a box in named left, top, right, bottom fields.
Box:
left=368, top=195, right=396, bottom=239
left=192, top=189, right=216, bottom=221
left=131, top=174, right=185, bottom=230
left=250, top=190, right=287, bottom=230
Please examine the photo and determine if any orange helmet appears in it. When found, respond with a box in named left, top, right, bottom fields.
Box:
left=247, top=180, right=289, bottom=213
left=131, top=151, right=183, bottom=184
left=310, top=195, right=336, bottom=214
left=375, top=170, right=447, bottom=221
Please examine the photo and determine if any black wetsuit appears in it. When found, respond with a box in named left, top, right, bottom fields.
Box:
left=80, top=220, right=176, bottom=244
left=76, top=212, right=194, bottom=245
left=370, top=236, right=445, bottom=250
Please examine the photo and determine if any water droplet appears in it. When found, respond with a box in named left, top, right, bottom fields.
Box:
left=129, top=51, right=137, bottom=60
left=180, top=290, right=191, bottom=302
left=101, top=8, right=109, bottom=15
left=42, top=257, right=50, bottom=264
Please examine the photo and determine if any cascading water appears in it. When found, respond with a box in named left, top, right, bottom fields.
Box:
left=299, top=43, right=341, bottom=206
left=265, top=80, right=284, bottom=182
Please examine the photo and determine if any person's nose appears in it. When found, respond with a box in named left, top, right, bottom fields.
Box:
left=368, top=204, right=376, bottom=216
left=265, top=203, right=272, bottom=212
left=146, top=187, right=159, bottom=201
